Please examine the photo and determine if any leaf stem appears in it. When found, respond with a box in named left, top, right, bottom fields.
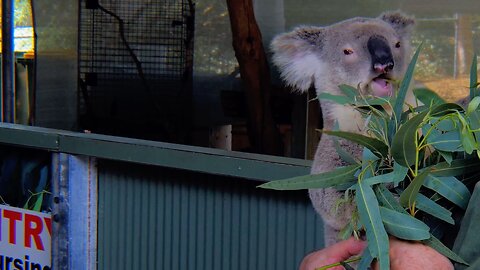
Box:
left=315, top=256, right=362, bottom=270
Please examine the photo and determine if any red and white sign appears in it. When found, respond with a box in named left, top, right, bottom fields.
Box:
left=0, top=204, right=51, bottom=270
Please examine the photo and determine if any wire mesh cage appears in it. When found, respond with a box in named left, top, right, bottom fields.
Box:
left=78, top=0, right=195, bottom=141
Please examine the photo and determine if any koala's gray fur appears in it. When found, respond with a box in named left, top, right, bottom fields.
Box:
left=271, top=12, right=415, bottom=247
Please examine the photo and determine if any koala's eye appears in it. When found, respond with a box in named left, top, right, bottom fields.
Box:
left=343, top=49, right=354, bottom=55
left=395, top=42, right=401, bottom=48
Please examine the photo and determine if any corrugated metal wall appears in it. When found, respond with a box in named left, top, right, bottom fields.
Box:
left=97, top=160, right=324, bottom=270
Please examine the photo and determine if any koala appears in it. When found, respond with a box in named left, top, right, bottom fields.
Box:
left=271, top=12, right=415, bottom=246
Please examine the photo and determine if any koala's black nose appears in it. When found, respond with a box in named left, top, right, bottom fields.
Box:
left=367, top=35, right=394, bottom=73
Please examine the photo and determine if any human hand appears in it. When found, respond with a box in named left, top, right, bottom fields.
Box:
left=372, top=237, right=454, bottom=270
left=299, top=237, right=366, bottom=270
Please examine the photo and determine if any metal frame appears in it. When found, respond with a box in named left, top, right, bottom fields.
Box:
left=51, top=153, right=98, bottom=269
left=0, top=122, right=311, bottom=181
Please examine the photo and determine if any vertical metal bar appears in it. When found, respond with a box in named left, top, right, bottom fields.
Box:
left=51, top=153, right=70, bottom=269
left=68, top=154, right=98, bottom=270
left=51, top=153, right=98, bottom=270
left=2, top=0, right=15, bottom=122
left=454, top=13, right=459, bottom=79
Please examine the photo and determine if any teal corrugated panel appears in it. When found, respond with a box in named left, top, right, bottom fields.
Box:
left=98, top=160, right=324, bottom=270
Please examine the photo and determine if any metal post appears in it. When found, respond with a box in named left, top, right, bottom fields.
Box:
left=51, top=153, right=98, bottom=270
left=1, top=0, right=15, bottom=122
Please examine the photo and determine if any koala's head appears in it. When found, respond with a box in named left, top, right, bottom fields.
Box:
left=271, top=12, right=415, bottom=98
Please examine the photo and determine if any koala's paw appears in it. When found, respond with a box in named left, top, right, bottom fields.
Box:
left=309, top=187, right=355, bottom=231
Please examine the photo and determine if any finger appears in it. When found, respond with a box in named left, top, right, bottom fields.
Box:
left=326, top=237, right=367, bottom=261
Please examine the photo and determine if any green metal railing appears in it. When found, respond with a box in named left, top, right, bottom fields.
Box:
left=0, top=122, right=326, bottom=270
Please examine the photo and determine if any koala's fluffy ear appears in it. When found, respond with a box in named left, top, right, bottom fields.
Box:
left=380, top=11, right=415, bottom=38
left=270, top=27, right=325, bottom=92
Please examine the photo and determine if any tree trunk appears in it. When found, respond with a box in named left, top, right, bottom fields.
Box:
left=456, top=14, right=474, bottom=77
left=226, top=0, right=283, bottom=155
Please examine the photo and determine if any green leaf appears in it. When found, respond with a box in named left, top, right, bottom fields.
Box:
left=461, top=124, right=476, bottom=154
left=318, top=92, right=350, bottom=105
left=356, top=97, right=390, bottom=107
left=428, top=131, right=463, bottom=152
left=424, top=175, right=471, bottom=209
left=363, top=163, right=408, bottom=187
left=430, top=158, right=480, bottom=176
left=430, top=103, right=464, bottom=117
left=358, top=248, right=374, bottom=270
left=415, top=193, right=454, bottom=224
left=392, top=163, right=409, bottom=187
left=373, top=184, right=406, bottom=213
left=355, top=182, right=390, bottom=269
left=413, top=88, right=446, bottom=106
left=363, top=173, right=395, bottom=186
left=399, top=169, right=431, bottom=208
left=333, top=138, right=360, bottom=165
left=392, top=110, right=428, bottom=167
left=319, top=130, right=389, bottom=158
left=467, top=96, right=480, bottom=116
left=470, top=53, right=478, bottom=99
left=379, top=206, right=430, bottom=240
left=338, top=84, right=358, bottom=99
left=257, top=164, right=360, bottom=190
left=469, top=111, right=480, bottom=151
left=438, top=151, right=453, bottom=164
left=361, top=148, right=379, bottom=179
left=33, top=193, right=44, bottom=212
left=338, top=222, right=354, bottom=241
left=422, top=235, right=469, bottom=265
left=393, top=44, right=422, bottom=126
left=435, top=117, right=459, bottom=132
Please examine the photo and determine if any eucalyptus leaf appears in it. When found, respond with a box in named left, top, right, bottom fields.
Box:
left=257, top=164, right=360, bottom=190
left=469, top=111, right=480, bottom=148
left=318, top=92, right=351, bottom=105
left=338, top=222, right=354, bottom=241
left=470, top=53, right=478, bottom=99
left=320, top=130, right=389, bottom=158
left=430, top=103, right=464, bottom=117
left=392, top=163, right=409, bottom=187
left=435, top=117, right=459, bottom=132
left=467, top=96, right=480, bottom=116
left=428, top=130, right=463, bottom=152
left=399, top=169, right=431, bottom=208
left=438, top=151, right=453, bottom=164
left=358, top=247, right=374, bottom=270
left=363, top=173, right=395, bottom=186
left=373, top=184, right=406, bottom=213
left=430, top=158, right=480, bottom=176
left=413, top=88, right=446, bottom=106
left=415, top=193, right=454, bottom=224
left=461, top=124, right=476, bottom=154
left=33, top=193, right=44, bottom=212
left=355, top=182, right=390, bottom=269
left=424, top=175, right=471, bottom=209
left=333, top=138, right=360, bottom=165
left=356, top=97, right=390, bottom=107
left=361, top=148, right=378, bottom=179
left=422, top=235, right=469, bottom=265
left=392, top=111, right=428, bottom=167
left=379, top=206, right=430, bottom=240
left=338, top=84, right=358, bottom=99
left=392, top=44, right=422, bottom=127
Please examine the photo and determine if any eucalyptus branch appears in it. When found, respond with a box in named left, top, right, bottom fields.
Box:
left=315, top=256, right=362, bottom=270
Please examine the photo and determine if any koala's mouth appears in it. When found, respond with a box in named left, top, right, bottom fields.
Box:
left=370, top=74, right=394, bottom=97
